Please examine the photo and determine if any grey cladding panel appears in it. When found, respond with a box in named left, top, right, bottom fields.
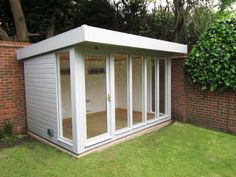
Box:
left=24, top=54, right=58, bottom=143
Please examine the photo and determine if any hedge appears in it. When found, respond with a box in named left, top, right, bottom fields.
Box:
left=185, top=17, right=236, bottom=91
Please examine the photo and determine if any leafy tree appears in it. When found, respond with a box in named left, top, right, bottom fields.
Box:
left=0, top=0, right=118, bottom=42
left=0, top=0, right=233, bottom=46
left=185, top=17, right=236, bottom=91
left=219, top=0, right=236, bottom=11
left=152, top=6, right=175, bottom=41
left=117, top=0, right=149, bottom=34
left=22, top=0, right=76, bottom=41
left=182, top=5, right=215, bottom=48
left=115, top=0, right=175, bottom=42
left=73, top=0, right=118, bottom=30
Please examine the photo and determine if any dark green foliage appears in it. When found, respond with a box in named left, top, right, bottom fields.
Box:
left=73, top=0, right=118, bottom=30
left=185, top=17, right=236, bottom=91
left=142, top=10, right=175, bottom=41
left=182, top=6, right=215, bottom=49
left=0, top=0, right=15, bottom=36
left=22, top=0, right=76, bottom=41
left=219, top=0, right=236, bottom=11
left=2, top=120, right=13, bottom=136
left=21, top=0, right=118, bottom=42
left=0, top=135, right=16, bottom=144
left=0, top=0, right=217, bottom=46
left=0, top=120, right=15, bottom=145
left=1, top=0, right=231, bottom=48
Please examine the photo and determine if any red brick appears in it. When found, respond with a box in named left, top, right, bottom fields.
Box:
left=0, top=40, right=30, bottom=134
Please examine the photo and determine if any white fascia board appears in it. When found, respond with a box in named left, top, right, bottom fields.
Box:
left=17, top=25, right=86, bottom=60
left=83, top=25, right=187, bottom=54
left=17, top=25, right=187, bottom=60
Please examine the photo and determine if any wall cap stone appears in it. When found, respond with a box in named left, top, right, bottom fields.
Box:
left=0, top=40, right=31, bottom=48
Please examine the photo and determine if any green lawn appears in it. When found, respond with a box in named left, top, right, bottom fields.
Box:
left=0, top=123, right=236, bottom=177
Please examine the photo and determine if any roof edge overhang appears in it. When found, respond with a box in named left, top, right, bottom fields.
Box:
left=17, top=25, right=187, bottom=60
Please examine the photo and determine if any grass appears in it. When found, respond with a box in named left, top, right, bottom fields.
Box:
left=0, top=122, right=236, bottom=177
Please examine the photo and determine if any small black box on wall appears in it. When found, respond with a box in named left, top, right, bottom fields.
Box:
left=47, top=128, right=54, bottom=137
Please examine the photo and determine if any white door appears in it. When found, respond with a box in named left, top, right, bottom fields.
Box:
left=84, top=55, right=111, bottom=145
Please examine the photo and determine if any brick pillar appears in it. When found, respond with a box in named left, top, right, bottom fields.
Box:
left=228, top=91, right=236, bottom=133
left=0, top=41, right=30, bottom=133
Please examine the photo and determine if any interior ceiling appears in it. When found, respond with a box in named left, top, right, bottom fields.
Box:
left=78, top=42, right=187, bottom=58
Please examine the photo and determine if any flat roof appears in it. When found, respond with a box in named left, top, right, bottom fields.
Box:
left=17, top=25, right=187, bottom=60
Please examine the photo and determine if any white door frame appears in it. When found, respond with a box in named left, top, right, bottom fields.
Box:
left=82, top=53, right=112, bottom=147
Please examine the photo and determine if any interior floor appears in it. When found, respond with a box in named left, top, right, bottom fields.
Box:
left=62, top=108, right=155, bottom=140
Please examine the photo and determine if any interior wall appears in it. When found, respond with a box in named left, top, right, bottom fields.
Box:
left=118, top=58, right=164, bottom=115
left=85, top=59, right=106, bottom=113
left=60, top=75, right=72, bottom=119
left=60, top=57, right=107, bottom=115
left=84, top=56, right=146, bottom=113
left=115, top=57, right=148, bottom=112
left=60, top=56, right=165, bottom=115
left=115, top=59, right=127, bottom=110
left=132, top=57, right=143, bottom=112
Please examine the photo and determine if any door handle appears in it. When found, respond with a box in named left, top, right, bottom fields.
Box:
left=107, top=94, right=111, bottom=101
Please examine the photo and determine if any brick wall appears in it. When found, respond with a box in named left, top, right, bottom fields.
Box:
left=0, top=41, right=30, bottom=133
left=172, top=58, right=236, bottom=134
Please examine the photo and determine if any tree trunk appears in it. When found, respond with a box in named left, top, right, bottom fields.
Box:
left=46, top=22, right=55, bottom=38
left=173, top=0, right=185, bottom=42
left=174, top=11, right=184, bottom=42
left=0, top=26, right=11, bottom=40
left=9, top=0, right=29, bottom=41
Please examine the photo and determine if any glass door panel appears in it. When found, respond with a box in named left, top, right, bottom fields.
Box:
left=132, top=56, right=143, bottom=125
left=159, top=59, right=166, bottom=116
left=114, top=54, right=128, bottom=131
left=85, top=56, right=108, bottom=139
left=58, top=52, right=73, bottom=141
left=147, top=58, right=156, bottom=121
